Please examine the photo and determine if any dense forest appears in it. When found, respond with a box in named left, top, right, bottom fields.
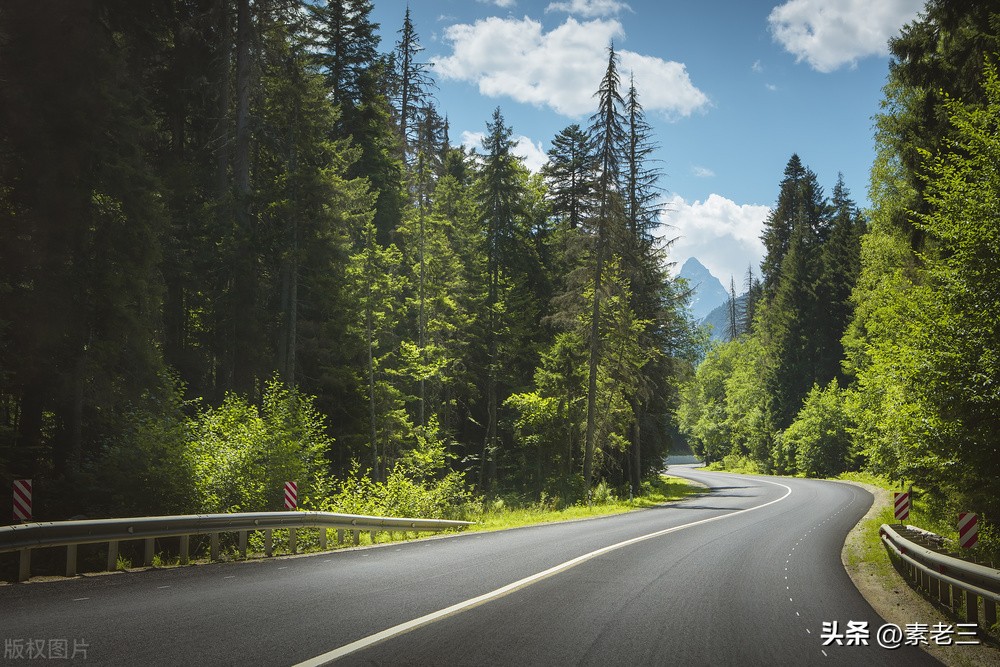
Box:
left=679, top=1, right=1000, bottom=540
left=0, top=0, right=701, bottom=520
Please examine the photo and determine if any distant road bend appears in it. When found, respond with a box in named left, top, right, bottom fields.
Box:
left=1, top=466, right=941, bottom=666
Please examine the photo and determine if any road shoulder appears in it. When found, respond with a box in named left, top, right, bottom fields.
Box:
left=837, top=479, right=1000, bottom=667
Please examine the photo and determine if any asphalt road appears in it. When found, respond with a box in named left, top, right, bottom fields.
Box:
left=0, top=467, right=944, bottom=666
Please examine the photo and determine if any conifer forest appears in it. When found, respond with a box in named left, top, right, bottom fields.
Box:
left=1, top=1, right=997, bottom=545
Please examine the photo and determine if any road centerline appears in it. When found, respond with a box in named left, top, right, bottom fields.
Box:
left=293, top=475, right=792, bottom=666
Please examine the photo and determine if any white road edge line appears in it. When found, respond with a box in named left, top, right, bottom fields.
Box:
left=293, top=475, right=792, bottom=666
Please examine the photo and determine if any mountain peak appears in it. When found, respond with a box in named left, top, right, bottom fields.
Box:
left=678, top=257, right=729, bottom=321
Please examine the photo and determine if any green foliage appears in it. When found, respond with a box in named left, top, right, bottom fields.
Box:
left=190, top=379, right=333, bottom=513
left=323, top=460, right=470, bottom=521
left=0, top=3, right=700, bottom=520
left=677, top=342, right=736, bottom=464
left=853, top=60, right=1000, bottom=521
left=89, top=374, right=198, bottom=517
left=784, top=381, right=855, bottom=478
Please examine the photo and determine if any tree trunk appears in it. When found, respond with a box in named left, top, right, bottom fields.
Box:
left=583, top=231, right=605, bottom=490
left=631, top=399, right=642, bottom=497
left=366, top=278, right=379, bottom=482
left=232, top=0, right=255, bottom=396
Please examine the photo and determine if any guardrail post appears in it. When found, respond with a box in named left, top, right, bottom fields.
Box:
left=66, top=545, right=77, bottom=577
left=319, top=528, right=327, bottom=550
left=289, top=528, right=297, bottom=554
left=179, top=535, right=190, bottom=564
left=144, top=538, right=155, bottom=567
left=107, top=540, right=119, bottom=571
left=985, top=599, right=997, bottom=628
left=942, top=581, right=952, bottom=608
left=352, top=530, right=360, bottom=546
left=265, top=529, right=273, bottom=557
left=337, top=529, right=344, bottom=545
left=210, top=533, right=220, bottom=561
left=18, top=549, right=31, bottom=582
left=965, top=591, right=978, bottom=625
left=238, top=531, right=248, bottom=559
left=370, top=530, right=376, bottom=544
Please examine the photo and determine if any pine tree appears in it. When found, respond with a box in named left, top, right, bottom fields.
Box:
left=582, top=45, right=628, bottom=490
left=743, top=264, right=763, bottom=332
left=760, top=155, right=824, bottom=294
left=542, top=124, right=595, bottom=230
left=813, top=174, right=862, bottom=385
left=391, top=7, right=433, bottom=163
left=725, top=277, right=740, bottom=342
left=620, top=76, right=671, bottom=494
left=477, top=107, right=525, bottom=488
left=310, top=0, right=380, bottom=110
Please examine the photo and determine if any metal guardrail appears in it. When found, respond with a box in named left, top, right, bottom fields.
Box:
left=880, top=523, right=1000, bottom=631
left=0, top=511, right=473, bottom=582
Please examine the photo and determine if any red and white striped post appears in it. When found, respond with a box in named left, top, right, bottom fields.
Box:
left=284, top=481, right=298, bottom=510
left=958, top=512, right=978, bottom=549
left=893, top=490, right=910, bottom=521
left=283, top=481, right=299, bottom=554
left=13, top=479, right=32, bottom=522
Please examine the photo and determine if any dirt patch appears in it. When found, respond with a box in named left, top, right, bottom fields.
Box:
left=838, top=479, right=1000, bottom=667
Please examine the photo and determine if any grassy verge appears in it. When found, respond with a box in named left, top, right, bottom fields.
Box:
left=836, top=472, right=1000, bottom=665
left=467, top=475, right=702, bottom=533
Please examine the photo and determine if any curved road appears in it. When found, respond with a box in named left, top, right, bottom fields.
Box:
left=0, top=467, right=941, bottom=666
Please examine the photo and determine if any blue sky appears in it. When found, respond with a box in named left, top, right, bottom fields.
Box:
left=368, top=0, right=925, bottom=285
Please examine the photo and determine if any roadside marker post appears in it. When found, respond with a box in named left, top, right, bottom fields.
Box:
left=13, top=479, right=31, bottom=522
left=958, top=512, right=978, bottom=549
left=284, top=481, right=298, bottom=553
left=893, top=490, right=910, bottom=521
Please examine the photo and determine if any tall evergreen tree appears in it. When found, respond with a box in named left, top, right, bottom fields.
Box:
left=477, top=107, right=525, bottom=488
left=582, top=45, right=628, bottom=489
left=391, top=6, right=433, bottom=163
left=813, top=174, right=862, bottom=385
left=760, top=155, right=824, bottom=294
left=310, top=0, right=380, bottom=110
left=542, top=124, right=595, bottom=231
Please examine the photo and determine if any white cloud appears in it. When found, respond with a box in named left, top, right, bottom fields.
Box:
left=513, top=135, right=549, bottom=173
left=460, top=130, right=549, bottom=173
left=477, top=0, right=517, bottom=8
left=765, top=83, right=778, bottom=92
left=769, top=0, right=924, bottom=73
left=752, top=59, right=763, bottom=73
left=545, top=0, right=631, bottom=18
left=434, top=16, right=708, bottom=118
left=692, top=166, right=715, bottom=178
left=661, top=194, right=770, bottom=286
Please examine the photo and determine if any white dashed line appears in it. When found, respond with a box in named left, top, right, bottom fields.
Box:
left=157, top=585, right=170, bottom=589
left=72, top=597, right=89, bottom=601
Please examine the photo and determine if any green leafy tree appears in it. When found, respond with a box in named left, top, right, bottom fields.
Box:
left=854, top=62, right=1000, bottom=518
left=677, top=343, right=737, bottom=464
left=784, top=381, right=854, bottom=478
left=191, top=379, right=333, bottom=513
